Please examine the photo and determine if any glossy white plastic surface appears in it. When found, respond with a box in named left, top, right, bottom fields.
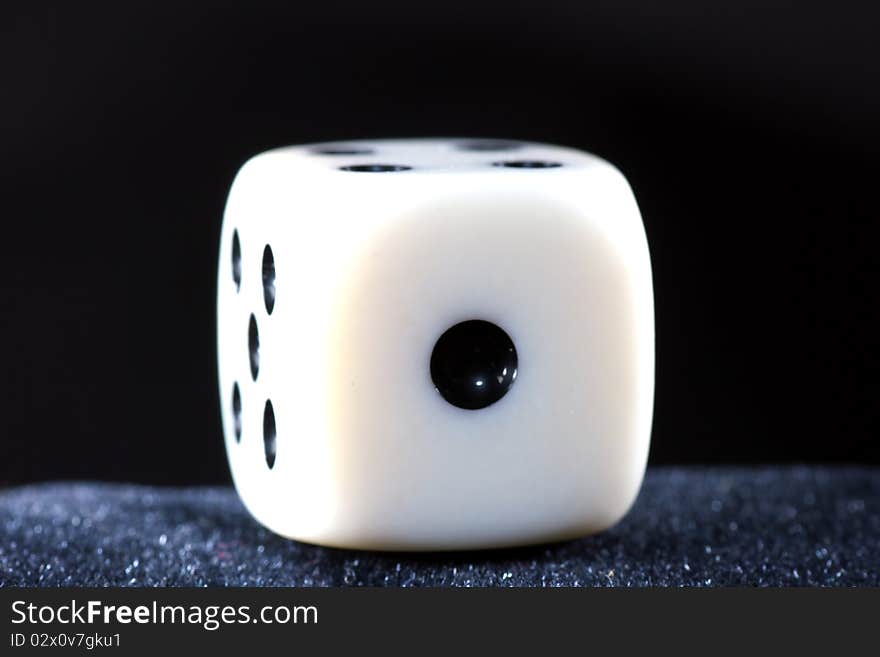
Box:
left=217, top=139, right=654, bottom=550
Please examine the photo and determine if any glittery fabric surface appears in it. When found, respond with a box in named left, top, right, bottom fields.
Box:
left=1, top=467, right=877, bottom=587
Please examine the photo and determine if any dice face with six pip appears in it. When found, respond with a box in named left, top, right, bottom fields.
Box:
left=217, top=138, right=654, bottom=550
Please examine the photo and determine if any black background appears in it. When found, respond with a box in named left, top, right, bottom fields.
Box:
left=3, top=1, right=878, bottom=485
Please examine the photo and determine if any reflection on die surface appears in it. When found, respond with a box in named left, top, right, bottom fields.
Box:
left=217, top=138, right=654, bottom=550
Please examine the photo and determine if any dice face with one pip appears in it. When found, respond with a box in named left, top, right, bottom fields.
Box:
left=217, top=138, right=654, bottom=550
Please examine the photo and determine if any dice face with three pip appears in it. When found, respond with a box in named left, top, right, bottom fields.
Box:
left=217, top=138, right=654, bottom=550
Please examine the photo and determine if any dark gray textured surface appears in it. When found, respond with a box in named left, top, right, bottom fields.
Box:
left=1, top=467, right=877, bottom=587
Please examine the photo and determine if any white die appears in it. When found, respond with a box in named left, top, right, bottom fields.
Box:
left=217, top=138, right=654, bottom=550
